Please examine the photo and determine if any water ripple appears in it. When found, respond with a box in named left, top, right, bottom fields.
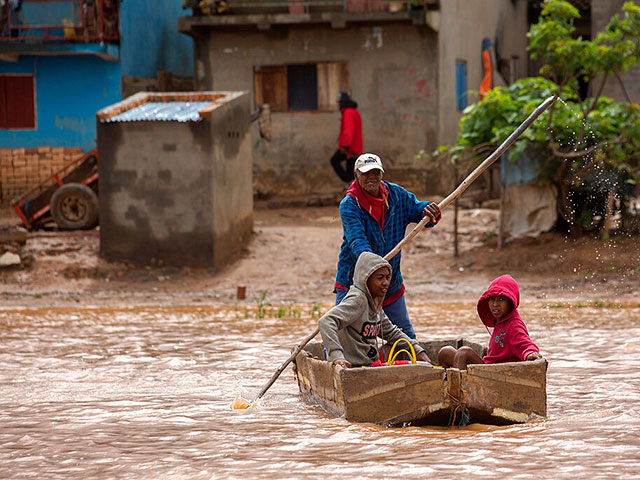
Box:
left=0, top=303, right=638, bottom=479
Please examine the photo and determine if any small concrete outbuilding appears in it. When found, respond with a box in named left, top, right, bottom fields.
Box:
left=96, top=91, right=253, bottom=268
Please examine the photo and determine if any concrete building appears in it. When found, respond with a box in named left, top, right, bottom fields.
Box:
left=179, top=0, right=529, bottom=199
left=96, top=92, right=253, bottom=268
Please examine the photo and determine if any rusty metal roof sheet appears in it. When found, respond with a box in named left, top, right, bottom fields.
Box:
left=103, top=101, right=212, bottom=123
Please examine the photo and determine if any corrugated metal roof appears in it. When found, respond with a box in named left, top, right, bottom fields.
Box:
left=103, top=101, right=213, bottom=123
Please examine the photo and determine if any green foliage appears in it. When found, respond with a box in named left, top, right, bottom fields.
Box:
left=450, top=75, right=640, bottom=186
left=241, top=293, right=324, bottom=319
left=481, top=230, right=497, bottom=242
left=255, top=290, right=271, bottom=319
left=544, top=300, right=635, bottom=309
left=430, top=0, right=640, bottom=235
left=528, top=1, right=640, bottom=86
left=455, top=77, right=572, bottom=162
left=309, top=303, right=323, bottom=319
left=545, top=303, right=568, bottom=308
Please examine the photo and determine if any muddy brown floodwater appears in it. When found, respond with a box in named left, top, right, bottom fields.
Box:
left=1, top=301, right=639, bottom=479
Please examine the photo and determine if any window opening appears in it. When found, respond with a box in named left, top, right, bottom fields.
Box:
left=287, top=64, right=317, bottom=111
left=455, top=60, right=467, bottom=111
left=0, top=74, right=36, bottom=129
left=254, top=62, right=348, bottom=112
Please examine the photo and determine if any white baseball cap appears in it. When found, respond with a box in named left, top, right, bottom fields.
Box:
left=354, top=153, right=384, bottom=174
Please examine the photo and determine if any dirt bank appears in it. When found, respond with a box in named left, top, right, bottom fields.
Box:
left=1, top=205, right=638, bottom=309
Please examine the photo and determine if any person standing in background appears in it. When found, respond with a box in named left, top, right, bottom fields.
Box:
left=330, top=91, right=362, bottom=183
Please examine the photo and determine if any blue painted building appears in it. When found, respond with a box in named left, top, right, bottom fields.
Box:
left=0, top=53, right=121, bottom=151
left=0, top=0, right=193, bottom=152
left=120, top=0, right=193, bottom=80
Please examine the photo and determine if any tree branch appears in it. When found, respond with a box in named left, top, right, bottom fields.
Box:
left=614, top=71, right=633, bottom=103
left=550, top=143, right=600, bottom=159
left=587, top=72, right=609, bottom=116
left=568, top=157, right=599, bottom=184
left=573, top=73, right=609, bottom=149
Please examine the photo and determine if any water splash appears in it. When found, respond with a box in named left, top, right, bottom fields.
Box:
left=230, top=393, right=257, bottom=410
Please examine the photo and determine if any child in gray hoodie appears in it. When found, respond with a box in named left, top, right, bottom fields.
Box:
left=319, top=252, right=430, bottom=368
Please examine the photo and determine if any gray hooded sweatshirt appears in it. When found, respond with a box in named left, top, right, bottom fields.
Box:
left=318, top=252, right=425, bottom=367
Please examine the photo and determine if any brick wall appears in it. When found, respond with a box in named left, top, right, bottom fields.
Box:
left=0, top=147, right=83, bottom=205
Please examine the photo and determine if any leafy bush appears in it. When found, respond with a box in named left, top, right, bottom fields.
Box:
left=435, top=0, right=640, bottom=236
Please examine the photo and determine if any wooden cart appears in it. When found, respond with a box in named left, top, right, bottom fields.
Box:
left=11, top=149, right=99, bottom=230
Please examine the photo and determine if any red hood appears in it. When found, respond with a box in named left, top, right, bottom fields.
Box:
left=477, top=274, right=520, bottom=328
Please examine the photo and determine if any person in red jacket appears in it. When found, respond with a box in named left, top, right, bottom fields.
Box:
left=437, top=274, right=542, bottom=369
left=330, top=92, right=363, bottom=183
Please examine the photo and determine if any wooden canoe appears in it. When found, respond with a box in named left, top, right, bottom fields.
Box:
left=292, top=338, right=547, bottom=426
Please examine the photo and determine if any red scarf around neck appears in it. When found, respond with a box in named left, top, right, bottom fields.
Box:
left=346, top=180, right=389, bottom=228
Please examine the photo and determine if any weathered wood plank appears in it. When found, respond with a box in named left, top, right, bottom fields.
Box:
left=294, top=340, right=548, bottom=426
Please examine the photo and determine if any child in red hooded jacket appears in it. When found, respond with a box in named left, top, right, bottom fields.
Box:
left=438, top=274, right=542, bottom=369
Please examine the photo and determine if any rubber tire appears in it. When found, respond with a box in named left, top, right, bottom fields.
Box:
left=50, top=183, right=99, bottom=230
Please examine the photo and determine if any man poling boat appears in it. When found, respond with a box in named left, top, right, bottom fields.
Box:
left=232, top=95, right=558, bottom=411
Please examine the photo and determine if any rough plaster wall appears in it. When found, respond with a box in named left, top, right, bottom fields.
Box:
left=199, top=24, right=438, bottom=197
left=194, top=37, right=213, bottom=91
left=493, top=0, right=529, bottom=84
left=592, top=0, right=640, bottom=103
left=433, top=0, right=528, bottom=198
left=209, top=94, right=254, bottom=266
left=98, top=121, right=215, bottom=266
left=437, top=0, right=528, bottom=148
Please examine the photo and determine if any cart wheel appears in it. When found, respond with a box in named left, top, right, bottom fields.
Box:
left=50, top=183, right=99, bottom=230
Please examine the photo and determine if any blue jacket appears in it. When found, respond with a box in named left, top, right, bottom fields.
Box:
left=335, top=181, right=436, bottom=298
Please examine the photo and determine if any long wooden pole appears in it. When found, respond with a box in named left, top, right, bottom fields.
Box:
left=243, top=95, right=558, bottom=407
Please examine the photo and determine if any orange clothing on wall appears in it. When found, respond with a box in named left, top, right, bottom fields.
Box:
left=479, top=49, right=492, bottom=99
